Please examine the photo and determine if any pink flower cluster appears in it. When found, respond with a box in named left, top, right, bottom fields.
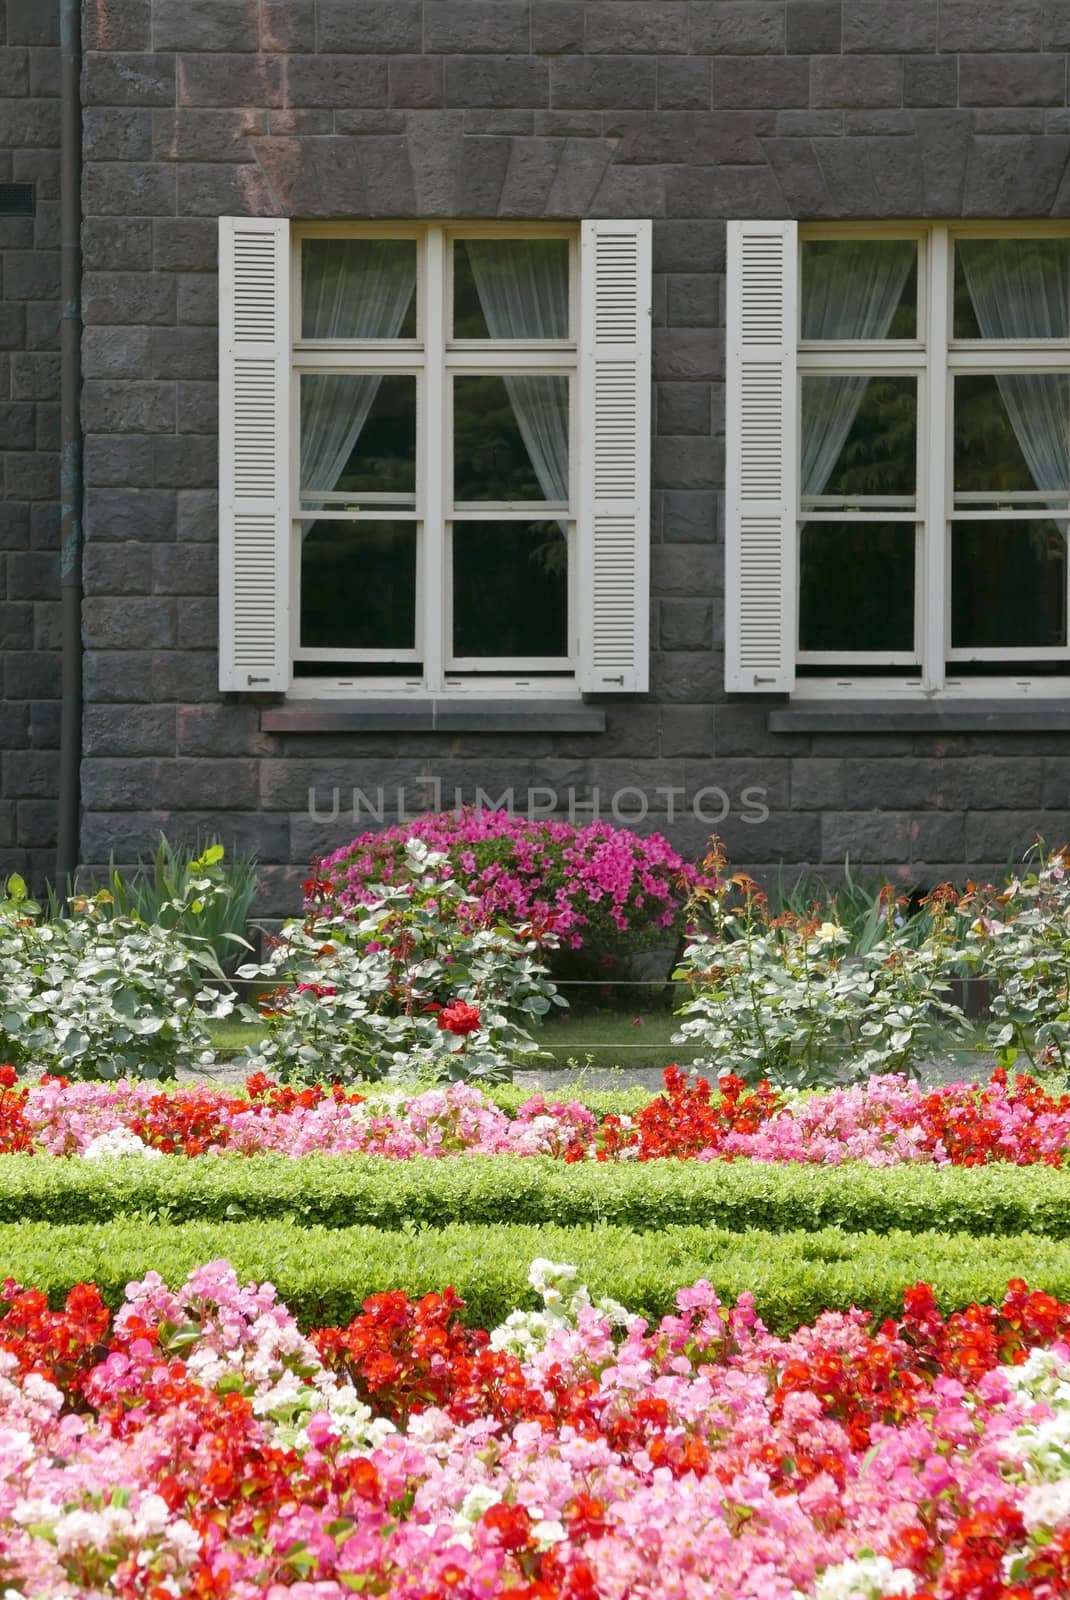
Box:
left=319, top=808, right=714, bottom=950
left=2, top=1259, right=1070, bottom=1597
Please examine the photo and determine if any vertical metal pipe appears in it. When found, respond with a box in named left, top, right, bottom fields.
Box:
left=56, top=0, right=82, bottom=886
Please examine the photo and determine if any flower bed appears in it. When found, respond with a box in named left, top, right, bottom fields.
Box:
left=3, top=1257, right=1070, bottom=1597
left=5, top=1065, right=1070, bottom=1167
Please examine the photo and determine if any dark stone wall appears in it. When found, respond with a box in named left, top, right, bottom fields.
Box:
left=65, top=1, right=1070, bottom=907
left=0, top=0, right=61, bottom=889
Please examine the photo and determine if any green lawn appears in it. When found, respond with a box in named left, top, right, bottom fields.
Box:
left=209, top=1008, right=690, bottom=1072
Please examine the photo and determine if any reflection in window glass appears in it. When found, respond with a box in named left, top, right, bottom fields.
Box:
left=453, top=238, right=569, bottom=339
left=954, top=373, right=1070, bottom=499
left=801, top=239, right=917, bottom=340
left=800, top=376, right=917, bottom=500
left=301, top=239, right=417, bottom=340
left=952, top=521, right=1067, bottom=649
left=953, top=238, right=1070, bottom=340
left=453, top=375, right=569, bottom=503
left=453, top=521, right=568, bottom=658
left=300, top=374, right=416, bottom=503
left=799, top=522, right=915, bottom=652
left=300, top=520, right=417, bottom=650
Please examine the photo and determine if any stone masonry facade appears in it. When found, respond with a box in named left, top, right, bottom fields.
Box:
left=0, top=0, right=61, bottom=890
left=14, top=1, right=1070, bottom=906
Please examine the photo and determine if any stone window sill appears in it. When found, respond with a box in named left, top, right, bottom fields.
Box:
left=260, top=699, right=607, bottom=735
left=769, top=700, right=1070, bottom=734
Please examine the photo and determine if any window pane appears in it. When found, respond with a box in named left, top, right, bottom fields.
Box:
left=452, top=520, right=568, bottom=658
left=951, top=520, right=1067, bottom=649
left=300, top=520, right=417, bottom=650
left=954, top=373, right=1070, bottom=500
left=300, top=374, right=416, bottom=505
left=800, top=376, right=917, bottom=501
left=300, top=238, right=417, bottom=339
left=953, top=238, right=1070, bottom=340
left=453, top=375, right=569, bottom=503
left=799, top=522, right=915, bottom=652
left=801, top=239, right=917, bottom=340
left=453, top=238, right=569, bottom=339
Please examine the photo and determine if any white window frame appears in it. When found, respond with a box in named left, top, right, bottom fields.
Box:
left=290, top=220, right=581, bottom=700
left=796, top=220, right=1070, bottom=702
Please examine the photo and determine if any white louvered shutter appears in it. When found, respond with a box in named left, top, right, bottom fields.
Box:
left=725, top=220, right=798, bottom=693
left=218, top=217, right=291, bottom=692
left=577, top=219, right=652, bottom=694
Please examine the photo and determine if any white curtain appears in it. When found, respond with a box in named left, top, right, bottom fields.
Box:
left=465, top=240, right=570, bottom=507
left=959, top=239, right=1070, bottom=497
left=300, top=240, right=416, bottom=498
left=800, top=240, right=915, bottom=499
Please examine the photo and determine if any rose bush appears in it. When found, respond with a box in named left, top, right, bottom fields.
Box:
left=2, top=1257, right=1070, bottom=1596
left=237, top=839, right=564, bottom=1084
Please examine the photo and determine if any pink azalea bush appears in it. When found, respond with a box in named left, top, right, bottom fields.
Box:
left=2, top=1257, right=1070, bottom=1596
left=318, top=808, right=716, bottom=954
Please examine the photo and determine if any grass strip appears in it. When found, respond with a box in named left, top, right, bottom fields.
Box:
left=4, top=1218, right=1070, bottom=1333
left=5, top=1153, right=1070, bottom=1239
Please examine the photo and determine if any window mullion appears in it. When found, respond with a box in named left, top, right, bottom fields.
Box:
left=922, top=225, right=950, bottom=692
left=422, top=228, right=446, bottom=692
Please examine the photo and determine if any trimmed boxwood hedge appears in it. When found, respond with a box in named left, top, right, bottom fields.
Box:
left=5, top=1217, right=1070, bottom=1332
left=3, top=1154, right=1070, bottom=1239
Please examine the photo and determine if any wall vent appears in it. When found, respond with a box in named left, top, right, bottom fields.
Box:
left=0, top=183, right=35, bottom=217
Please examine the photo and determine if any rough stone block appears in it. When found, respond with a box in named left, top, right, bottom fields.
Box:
left=152, top=543, right=217, bottom=596
left=551, top=56, right=656, bottom=109
left=959, top=54, right=1066, bottom=106
left=84, top=380, right=176, bottom=435
left=657, top=383, right=712, bottom=436
left=83, top=328, right=152, bottom=381
left=85, top=487, right=176, bottom=545
left=154, top=758, right=258, bottom=811
left=152, top=436, right=215, bottom=489
left=83, top=704, right=175, bottom=756
left=318, top=0, right=423, bottom=53
left=152, top=0, right=259, bottom=52
left=176, top=381, right=218, bottom=434
left=260, top=0, right=316, bottom=52
left=389, top=57, right=444, bottom=109
left=843, top=0, right=938, bottom=52
left=712, top=56, right=809, bottom=109
left=6, top=552, right=57, bottom=601
left=83, top=272, right=176, bottom=326
left=690, top=2, right=785, bottom=55
left=786, top=1, right=843, bottom=54
left=82, top=650, right=151, bottom=703
left=0, top=401, right=34, bottom=449
left=7, top=0, right=58, bottom=45
left=83, top=53, right=176, bottom=107
left=176, top=703, right=266, bottom=758
left=585, top=2, right=690, bottom=53
left=84, top=0, right=152, bottom=52
left=81, top=758, right=155, bottom=811
left=812, top=54, right=903, bottom=108
left=660, top=598, right=714, bottom=653
left=940, top=1, right=1052, bottom=53
left=426, top=2, right=531, bottom=52
left=83, top=218, right=153, bottom=273
left=83, top=597, right=176, bottom=651
left=83, top=107, right=152, bottom=162
left=3, top=250, right=60, bottom=301
left=151, top=650, right=221, bottom=703
left=444, top=55, right=549, bottom=108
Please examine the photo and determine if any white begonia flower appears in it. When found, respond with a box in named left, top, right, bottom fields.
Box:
left=1022, top=1478, right=1070, bottom=1532
left=531, top=1519, right=567, bottom=1548
left=82, top=1127, right=163, bottom=1161
left=809, top=1555, right=917, bottom=1600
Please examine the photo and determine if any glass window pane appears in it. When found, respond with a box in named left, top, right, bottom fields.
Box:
left=452, top=520, right=568, bottom=658
left=300, top=374, right=416, bottom=505
left=952, top=520, right=1067, bottom=649
left=954, top=238, right=1070, bottom=340
left=300, top=238, right=417, bottom=339
left=801, top=239, right=917, bottom=340
left=453, top=375, right=569, bottom=503
left=954, top=373, right=1070, bottom=501
left=799, top=522, right=915, bottom=652
left=800, top=376, right=917, bottom=501
left=300, top=520, right=417, bottom=651
left=453, top=238, right=569, bottom=340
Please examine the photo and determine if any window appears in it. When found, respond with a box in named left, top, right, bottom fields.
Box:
left=726, top=221, right=1070, bottom=698
left=217, top=218, right=652, bottom=701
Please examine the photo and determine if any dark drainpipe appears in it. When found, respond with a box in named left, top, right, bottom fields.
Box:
left=56, top=0, right=82, bottom=886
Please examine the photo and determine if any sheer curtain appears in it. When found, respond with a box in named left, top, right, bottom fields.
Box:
left=800, top=240, right=915, bottom=499
left=300, top=240, right=417, bottom=498
left=465, top=240, right=570, bottom=507
left=959, top=239, right=1070, bottom=498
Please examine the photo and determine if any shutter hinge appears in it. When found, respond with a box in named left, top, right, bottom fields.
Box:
left=247, top=675, right=271, bottom=685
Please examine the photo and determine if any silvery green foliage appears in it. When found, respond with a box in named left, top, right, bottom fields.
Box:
left=0, top=850, right=238, bottom=1080
left=963, top=844, right=1070, bottom=1072
left=672, top=877, right=966, bottom=1089
left=237, top=839, right=566, bottom=1084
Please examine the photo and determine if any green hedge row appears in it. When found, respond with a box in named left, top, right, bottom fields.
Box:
left=5, top=1153, right=1070, bottom=1239
left=5, top=1217, right=1070, bottom=1332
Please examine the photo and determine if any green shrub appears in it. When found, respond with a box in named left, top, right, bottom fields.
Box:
left=5, top=1218, right=1070, bottom=1333
left=0, top=854, right=236, bottom=1079
left=5, top=1154, right=1070, bottom=1240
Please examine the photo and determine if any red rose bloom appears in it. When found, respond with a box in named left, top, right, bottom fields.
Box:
left=437, top=1000, right=482, bottom=1037
left=0, top=1065, right=17, bottom=1089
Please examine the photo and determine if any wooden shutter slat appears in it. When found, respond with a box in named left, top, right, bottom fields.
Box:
left=218, top=217, right=291, bottom=693
left=725, top=220, right=798, bottom=694
left=578, top=219, right=652, bottom=694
